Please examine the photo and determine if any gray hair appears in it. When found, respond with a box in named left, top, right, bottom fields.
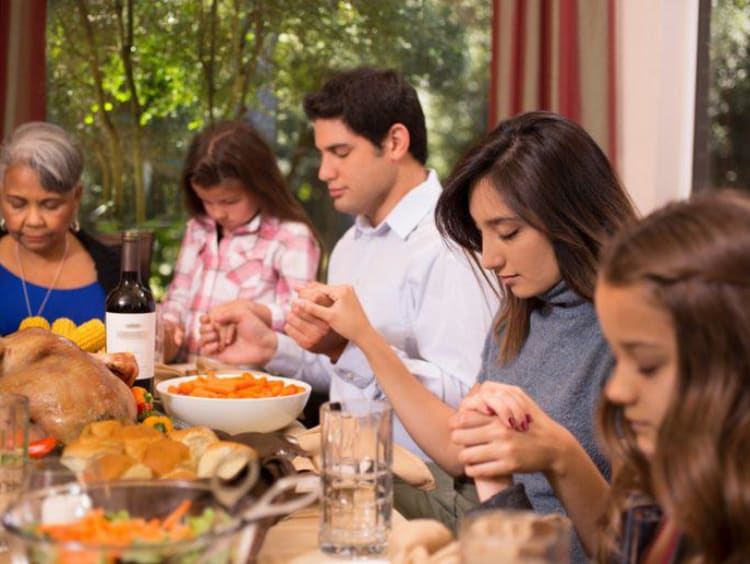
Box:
left=0, top=121, right=83, bottom=194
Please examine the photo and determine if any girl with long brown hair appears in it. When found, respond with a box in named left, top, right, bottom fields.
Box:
left=594, top=190, right=750, bottom=562
left=161, top=120, right=320, bottom=362
left=457, top=191, right=750, bottom=562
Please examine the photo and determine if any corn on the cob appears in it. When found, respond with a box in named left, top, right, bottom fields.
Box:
left=51, top=317, right=77, bottom=340
left=71, top=318, right=106, bottom=352
left=18, top=316, right=51, bottom=331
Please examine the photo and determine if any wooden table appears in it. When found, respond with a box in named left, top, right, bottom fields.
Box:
left=257, top=504, right=405, bottom=563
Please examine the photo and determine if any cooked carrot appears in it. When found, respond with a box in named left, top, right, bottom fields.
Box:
left=36, top=500, right=198, bottom=547
left=163, top=499, right=191, bottom=530
left=169, top=372, right=305, bottom=399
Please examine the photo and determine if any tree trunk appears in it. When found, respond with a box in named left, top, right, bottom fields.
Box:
left=93, top=142, right=111, bottom=204
left=76, top=0, right=124, bottom=218
left=227, top=3, right=265, bottom=119
left=198, top=0, right=219, bottom=124
left=115, top=0, right=146, bottom=224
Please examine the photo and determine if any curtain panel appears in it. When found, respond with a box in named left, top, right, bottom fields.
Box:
left=0, top=0, right=47, bottom=138
left=490, top=0, right=617, bottom=163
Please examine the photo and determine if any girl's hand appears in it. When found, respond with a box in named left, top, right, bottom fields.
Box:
left=459, top=382, right=534, bottom=431
left=474, top=476, right=514, bottom=502
left=450, top=384, right=568, bottom=480
left=198, top=301, right=278, bottom=365
left=162, top=320, right=183, bottom=363
left=294, top=283, right=375, bottom=345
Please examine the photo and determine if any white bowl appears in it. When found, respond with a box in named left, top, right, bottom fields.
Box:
left=156, top=372, right=311, bottom=434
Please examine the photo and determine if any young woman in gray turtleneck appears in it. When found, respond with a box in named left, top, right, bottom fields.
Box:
left=297, top=112, right=638, bottom=563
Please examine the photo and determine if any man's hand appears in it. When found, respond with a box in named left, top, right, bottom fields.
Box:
left=198, top=301, right=278, bottom=366
left=285, top=284, right=348, bottom=362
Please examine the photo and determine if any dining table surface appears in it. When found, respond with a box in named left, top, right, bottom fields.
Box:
left=256, top=502, right=406, bottom=563
left=0, top=363, right=409, bottom=562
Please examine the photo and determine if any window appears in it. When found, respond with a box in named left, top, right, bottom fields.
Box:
left=694, top=0, right=750, bottom=194
left=46, top=0, right=490, bottom=295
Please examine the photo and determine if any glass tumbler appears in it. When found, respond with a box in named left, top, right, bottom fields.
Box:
left=319, top=399, right=393, bottom=558
left=460, top=509, right=572, bottom=564
left=0, top=393, right=30, bottom=550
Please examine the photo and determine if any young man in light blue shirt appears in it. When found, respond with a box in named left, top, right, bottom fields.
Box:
left=199, top=68, right=498, bottom=460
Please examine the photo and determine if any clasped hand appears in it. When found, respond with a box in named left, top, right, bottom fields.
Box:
left=198, top=299, right=277, bottom=365
left=450, top=382, right=565, bottom=497
left=197, top=283, right=372, bottom=365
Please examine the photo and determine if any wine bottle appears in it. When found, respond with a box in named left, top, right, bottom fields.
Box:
left=105, top=231, right=156, bottom=394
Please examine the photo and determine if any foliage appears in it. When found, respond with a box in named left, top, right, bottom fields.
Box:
left=46, top=0, right=490, bottom=297
left=709, top=0, right=750, bottom=190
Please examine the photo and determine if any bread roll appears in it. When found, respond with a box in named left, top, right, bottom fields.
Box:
left=161, top=467, right=198, bottom=481
left=197, top=441, right=257, bottom=479
left=112, top=424, right=163, bottom=441
left=62, top=437, right=125, bottom=474
left=141, top=437, right=191, bottom=477
left=120, top=462, right=154, bottom=480
left=123, top=435, right=163, bottom=461
left=169, top=426, right=219, bottom=461
left=92, top=453, right=139, bottom=480
left=80, top=420, right=124, bottom=439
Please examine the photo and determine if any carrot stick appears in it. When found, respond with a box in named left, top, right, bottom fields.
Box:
left=162, top=499, right=191, bottom=530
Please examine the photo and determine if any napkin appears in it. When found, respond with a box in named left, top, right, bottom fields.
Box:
left=286, top=425, right=436, bottom=492
left=388, top=519, right=459, bottom=564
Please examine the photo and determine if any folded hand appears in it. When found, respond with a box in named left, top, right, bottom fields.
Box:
left=285, top=282, right=355, bottom=362
left=294, top=283, right=375, bottom=346
left=450, top=383, right=565, bottom=480
left=198, top=300, right=277, bottom=366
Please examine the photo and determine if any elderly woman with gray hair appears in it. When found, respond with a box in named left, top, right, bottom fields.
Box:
left=0, top=121, right=119, bottom=335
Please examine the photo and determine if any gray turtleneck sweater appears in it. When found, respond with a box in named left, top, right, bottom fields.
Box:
left=477, top=281, right=612, bottom=562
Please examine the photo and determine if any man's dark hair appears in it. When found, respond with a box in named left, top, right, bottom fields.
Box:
left=303, top=67, right=428, bottom=164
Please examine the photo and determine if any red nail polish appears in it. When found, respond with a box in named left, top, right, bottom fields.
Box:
left=508, top=417, right=516, bottom=429
left=526, top=414, right=533, bottom=424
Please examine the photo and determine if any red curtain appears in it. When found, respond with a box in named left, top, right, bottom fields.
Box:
left=0, top=0, right=47, bottom=138
left=490, top=0, right=617, bottom=163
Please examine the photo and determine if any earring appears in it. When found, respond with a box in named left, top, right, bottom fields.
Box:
left=70, top=217, right=80, bottom=232
left=0, top=217, right=5, bottom=231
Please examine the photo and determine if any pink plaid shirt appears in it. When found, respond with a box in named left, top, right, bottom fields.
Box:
left=161, top=213, right=320, bottom=359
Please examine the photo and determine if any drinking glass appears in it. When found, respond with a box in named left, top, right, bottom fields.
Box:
left=0, top=393, right=29, bottom=500
left=25, top=456, right=80, bottom=490
left=0, top=393, right=30, bottom=551
left=319, top=400, right=393, bottom=558
left=459, top=509, right=572, bottom=564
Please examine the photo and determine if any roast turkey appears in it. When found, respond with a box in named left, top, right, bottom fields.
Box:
left=0, top=328, right=138, bottom=443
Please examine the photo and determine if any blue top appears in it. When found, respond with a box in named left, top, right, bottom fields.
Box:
left=0, top=263, right=107, bottom=336
left=478, top=280, right=613, bottom=563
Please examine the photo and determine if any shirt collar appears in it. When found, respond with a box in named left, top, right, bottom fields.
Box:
left=194, top=211, right=263, bottom=236
left=354, top=169, right=441, bottom=240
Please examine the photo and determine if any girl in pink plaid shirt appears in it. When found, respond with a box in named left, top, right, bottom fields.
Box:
left=161, top=121, right=321, bottom=362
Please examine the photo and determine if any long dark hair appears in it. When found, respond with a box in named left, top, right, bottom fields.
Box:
left=436, top=111, right=636, bottom=362
left=597, top=191, right=750, bottom=563
left=181, top=120, right=319, bottom=242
